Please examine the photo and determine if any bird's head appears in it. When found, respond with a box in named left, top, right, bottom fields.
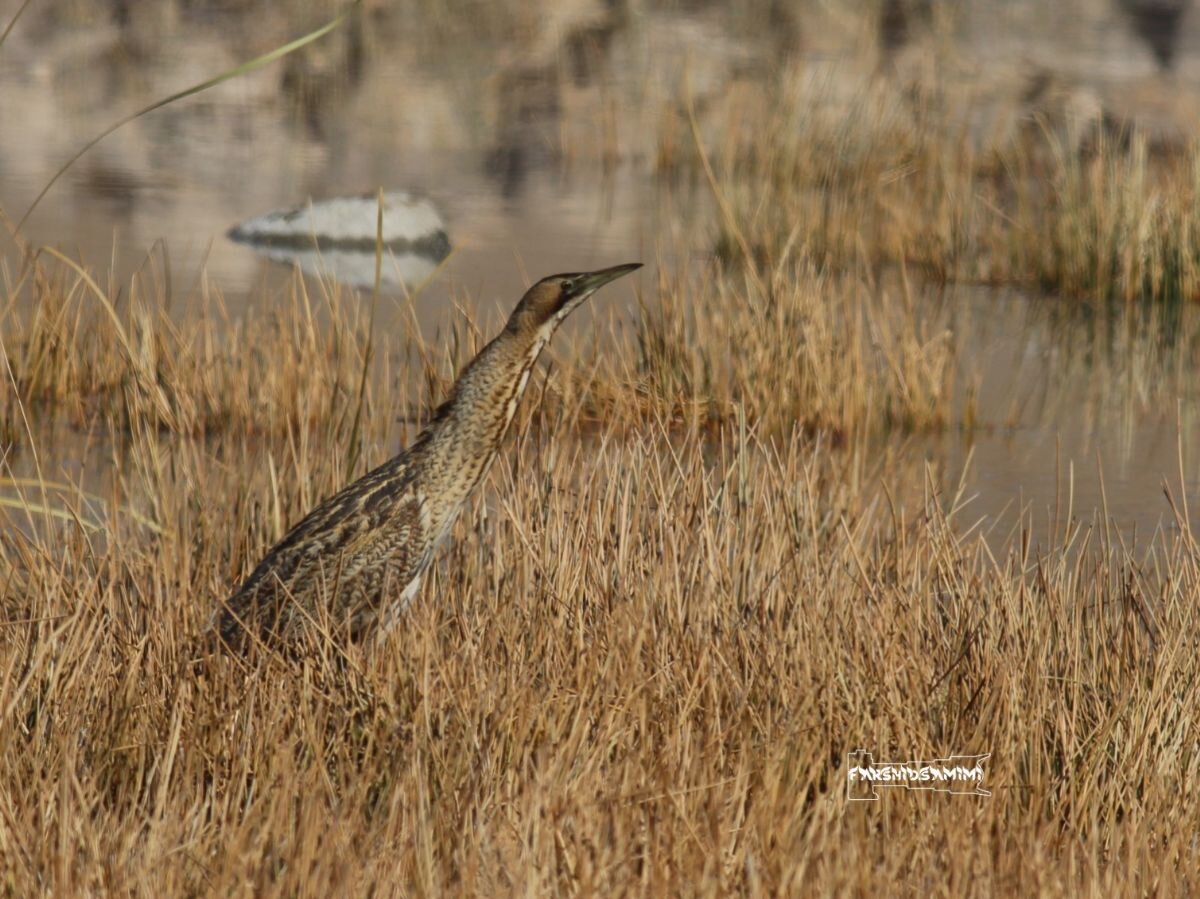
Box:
left=507, top=263, right=642, bottom=335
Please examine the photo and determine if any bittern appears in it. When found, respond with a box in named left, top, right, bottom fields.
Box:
left=216, top=262, right=641, bottom=651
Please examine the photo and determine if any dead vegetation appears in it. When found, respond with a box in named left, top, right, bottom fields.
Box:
left=675, top=64, right=1200, bottom=308
left=2, top=2, right=1200, bottom=891
left=0, top=241, right=1197, bottom=895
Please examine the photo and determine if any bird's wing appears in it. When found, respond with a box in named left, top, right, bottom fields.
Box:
left=336, top=480, right=431, bottom=600
left=218, top=451, right=426, bottom=645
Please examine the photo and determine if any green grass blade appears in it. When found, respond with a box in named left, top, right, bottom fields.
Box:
left=344, top=187, right=384, bottom=477
left=16, top=0, right=364, bottom=233
left=0, top=476, right=164, bottom=534
left=0, top=0, right=35, bottom=54
left=0, top=495, right=103, bottom=533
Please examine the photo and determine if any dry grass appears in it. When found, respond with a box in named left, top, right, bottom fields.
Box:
left=678, top=68, right=1200, bottom=307
left=701, top=83, right=981, bottom=282
left=1001, top=135, right=1200, bottom=305
left=580, top=260, right=956, bottom=438
left=0, top=245, right=1197, bottom=895
left=3, top=3, right=1199, bottom=893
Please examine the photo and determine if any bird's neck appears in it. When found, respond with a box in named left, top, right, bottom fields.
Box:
left=415, top=322, right=552, bottom=512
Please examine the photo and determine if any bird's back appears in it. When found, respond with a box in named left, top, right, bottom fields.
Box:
left=217, top=448, right=431, bottom=648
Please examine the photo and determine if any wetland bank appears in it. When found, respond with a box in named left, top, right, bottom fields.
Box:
left=1, top=1, right=1199, bottom=894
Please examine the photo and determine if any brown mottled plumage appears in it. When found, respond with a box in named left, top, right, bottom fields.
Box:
left=215, top=263, right=640, bottom=651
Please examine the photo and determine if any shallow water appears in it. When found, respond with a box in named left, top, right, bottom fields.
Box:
left=907, top=286, right=1200, bottom=543
left=3, top=0, right=1200, bottom=540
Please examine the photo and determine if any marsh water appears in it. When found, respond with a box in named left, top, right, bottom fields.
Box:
left=4, top=0, right=1200, bottom=541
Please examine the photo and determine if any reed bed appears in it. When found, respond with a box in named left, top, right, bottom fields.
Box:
left=0, top=245, right=959, bottom=459
left=682, top=69, right=1200, bottom=306
left=1004, top=135, right=1200, bottom=305
left=0, top=248, right=1196, bottom=895
left=582, top=260, right=956, bottom=437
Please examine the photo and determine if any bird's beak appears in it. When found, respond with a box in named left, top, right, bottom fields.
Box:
left=566, top=262, right=642, bottom=299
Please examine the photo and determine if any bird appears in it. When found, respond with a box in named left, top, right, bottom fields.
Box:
left=215, top=262, right=641, bottom=652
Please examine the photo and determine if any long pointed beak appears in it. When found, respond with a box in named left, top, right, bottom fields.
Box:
left=567, top=262, right=642, bottom=299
